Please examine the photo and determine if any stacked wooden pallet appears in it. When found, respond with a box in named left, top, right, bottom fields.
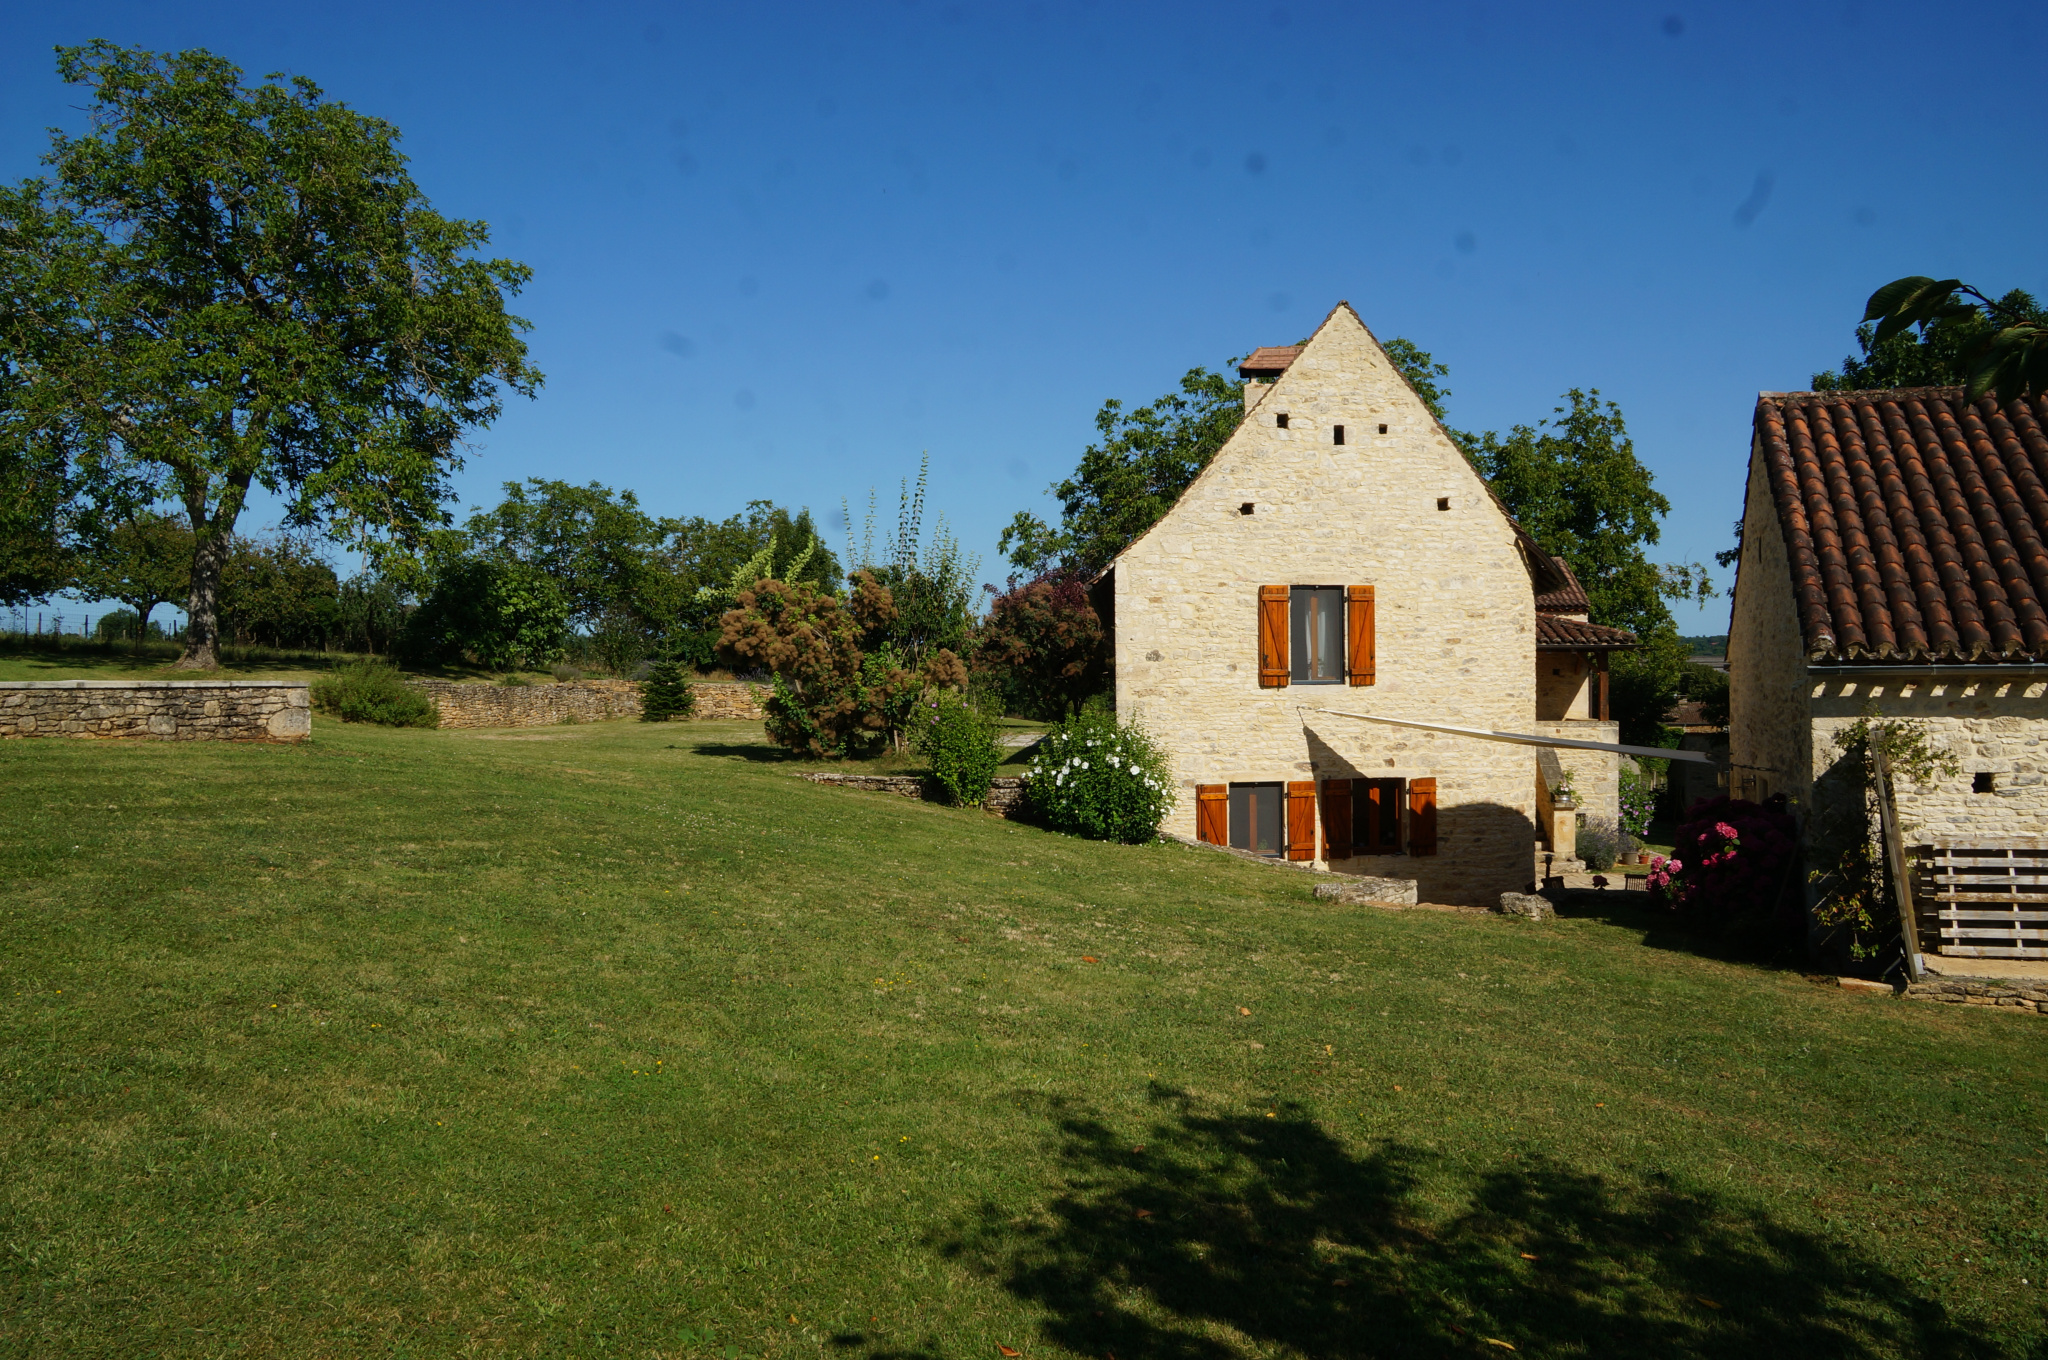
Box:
left=1915, top=839, right=2048, bottom=959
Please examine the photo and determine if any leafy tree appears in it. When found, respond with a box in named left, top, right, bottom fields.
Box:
left=462, top=480, right=663, bottom=633
left=216, top=535, right=342, bottom=648
left=1813, top=278, right=2047, bottom=398
left=658, top=501, right=840, bottom=664
left=0, top=43, right=539, bottom=669
left=974, top=569, right=1109, bottom=719
left=717, top=572, right=914, bottom=758
left=1465, top=390, right=1711, bottom=746
left=333, top=572, right=409, bottom=655
left=403, top=556, right=567, bottom=671
left=1002, top=337, right=1455, bottom=576
left=73, top=511, right=191, bottom=643
left=0, top=444, right=76, bottom=606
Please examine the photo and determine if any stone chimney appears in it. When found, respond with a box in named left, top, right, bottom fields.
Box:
left=1237, top=346, right=1301, bottom=410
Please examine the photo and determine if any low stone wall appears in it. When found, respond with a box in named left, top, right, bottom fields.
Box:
left=1905, top=974, right=2046, bottom=1014
left=693, top=683, right=767, bottom=721
left=0, top=680, right=310, bottom=742
left=797, top=771, right=1025, bottom=816
left=409, top=679, right=768, bottom=730
left=411, top=678, right=642, bottom=729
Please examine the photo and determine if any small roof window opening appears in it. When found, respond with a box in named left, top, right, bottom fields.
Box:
left=1276, top=412, right=1290, bottom=429
left=1333, top=424, right=1346, bottom=445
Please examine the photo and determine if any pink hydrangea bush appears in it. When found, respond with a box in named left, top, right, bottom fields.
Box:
left=1648, top=795, right=1800, bottom=951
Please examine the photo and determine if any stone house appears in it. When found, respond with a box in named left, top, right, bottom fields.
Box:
left=1099, top=302, right=1634, bottom=905
left=1728, top=384, right=2048, bottom=958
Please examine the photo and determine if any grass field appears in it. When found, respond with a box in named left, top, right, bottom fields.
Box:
left=3, top=715, right=2045, bottom=1359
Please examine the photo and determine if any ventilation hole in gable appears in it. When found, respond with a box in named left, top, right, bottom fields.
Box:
left=1239, top=502, right=1255, bottom=516
left=1974, top=771, right=1995, bottom=793
left=1333, top=424, right=1345, bottom=445
left=1378, top=423, right=1388, bottom=434
left=1276, top=413, right=1289, bottom=429
left=1437, top=497, right=1451, bottom=511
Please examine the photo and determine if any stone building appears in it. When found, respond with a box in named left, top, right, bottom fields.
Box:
left=1100, top=302, right=1633, bottom=905
left=1728, top=385, right=2048, bottom=958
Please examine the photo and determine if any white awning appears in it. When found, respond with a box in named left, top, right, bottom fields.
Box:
left=1305, top=707, right=1713, bottom=764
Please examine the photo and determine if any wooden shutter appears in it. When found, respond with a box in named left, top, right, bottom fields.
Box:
left=1195, top=785, right=1227, bottom=845
left=1286, top=781, right=1317, bottom=861
left=1257, top=585, right=1290, bottom=687
left=1346, top=585, right=1376, bottom=686
left=1408, top=777, right=1438, bottom=857
left=1320, top=779, right=1353, bottom=859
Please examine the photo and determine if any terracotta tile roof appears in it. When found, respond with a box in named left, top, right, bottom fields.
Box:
left=1536, top=615, right=1636, bottom=649
left=1755, top=387, right=2048, bottom=663
left=1534, top=556, right=1590, bottom=616
left=1238, top=346, right=1302, bottom=377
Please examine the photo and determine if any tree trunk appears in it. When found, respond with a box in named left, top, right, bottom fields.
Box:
left=174, top=463, right=254, bottom=671
left=175, top=534, right=226, bottom=669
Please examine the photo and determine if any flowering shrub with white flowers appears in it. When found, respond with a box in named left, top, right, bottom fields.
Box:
left=1023, top=711, right=1174, bottom=843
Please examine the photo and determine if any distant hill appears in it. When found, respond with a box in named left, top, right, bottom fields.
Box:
left=1680, top=634, right=1728, bottom=657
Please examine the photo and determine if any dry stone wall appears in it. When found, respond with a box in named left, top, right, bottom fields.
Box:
left=1728, top=442, right=1817, bottom=806
left=0, top=680, right=310, bottom=741
left=411, top=679, right=767, bottom=730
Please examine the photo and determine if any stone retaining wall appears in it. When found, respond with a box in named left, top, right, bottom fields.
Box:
left=411, top=679, right=643, bottom=729
left=0, top=680, right=310, bottom=742
left=410, top=679, right=768, bottom=730
left=797, top=771, right=1024, bottom=816
left=1905, top=974, right=2046, bottom=1014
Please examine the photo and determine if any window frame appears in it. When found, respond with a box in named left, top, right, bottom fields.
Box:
left=1227, top=781, right=1286, bottom=857
left=1289, top=585, right=1347, bottom=685
left=1351, top=776, right=1407, bottom=855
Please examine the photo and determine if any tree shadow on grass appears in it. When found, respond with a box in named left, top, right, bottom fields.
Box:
left=930, top=1089, right=1986, bottom=1360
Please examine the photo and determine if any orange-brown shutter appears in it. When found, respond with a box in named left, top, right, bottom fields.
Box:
left=1347, top=585, right=1376, bottom=686
left=1320, top=779, right=1353, bottom=859
left=1286, top=781, right=1317, bottom=861
left=1408, top=777, right=1438, bottom=857
left=1258, top=585, right=1290, bottom=687
left=1195, top=784, right=1227, bottom=845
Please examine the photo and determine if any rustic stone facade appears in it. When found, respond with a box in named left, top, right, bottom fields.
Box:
left=1729, top=440, right=1822, bottom=807
left=410, top=679, right=767, bottom=730
left=1109, top=303, right=1554, bottom=906
left=0, top=680, right=310, bottom=742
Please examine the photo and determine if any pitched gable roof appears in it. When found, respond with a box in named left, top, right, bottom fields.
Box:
left=1754, top=386, right=2048, bottom=663
left=1532, top=556, right=1635, bottom=649
left=1534, top=556, right=1590, bottom=616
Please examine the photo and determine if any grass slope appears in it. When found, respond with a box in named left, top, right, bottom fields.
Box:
left=2, top=719, right=2043, bottom=1359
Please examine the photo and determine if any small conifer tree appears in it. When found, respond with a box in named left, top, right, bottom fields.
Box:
left=639, top=658, right=697, bottom=722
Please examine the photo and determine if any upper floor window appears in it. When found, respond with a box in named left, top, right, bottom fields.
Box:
left=1290, top=587, right=1345, bottom=683
left=1258, top=584, right=1375, bottom=688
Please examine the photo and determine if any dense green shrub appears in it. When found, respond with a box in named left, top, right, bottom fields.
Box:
left=310, top=662, right=438, bottom=727
left=640, top=660, right=698, bottom=722
left=910, top=690, right=1001, bottom=806
left=402, top=557, right=568, bottom=671
left=1023, top=711, right=1173, bottom=843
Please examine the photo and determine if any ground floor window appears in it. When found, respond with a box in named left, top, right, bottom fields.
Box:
left=1228, top=782, right=1284, bottom=856
left=1355, top=777, right=1406, bottom=854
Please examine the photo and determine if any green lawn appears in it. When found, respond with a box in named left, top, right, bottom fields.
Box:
left=2, top=717, right=2043, bottom=1358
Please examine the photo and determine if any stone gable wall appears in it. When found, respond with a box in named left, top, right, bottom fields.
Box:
left=409, top=679, right=767, bottom=729
left=0, top=680, right=310, bottom=741
left=1728, top=439, right=1816, bottom=807
left=1112, top=304, right=1542, bottom=905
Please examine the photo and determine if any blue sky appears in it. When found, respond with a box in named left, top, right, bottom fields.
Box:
left=5, top=0, right=2044, bottom=634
